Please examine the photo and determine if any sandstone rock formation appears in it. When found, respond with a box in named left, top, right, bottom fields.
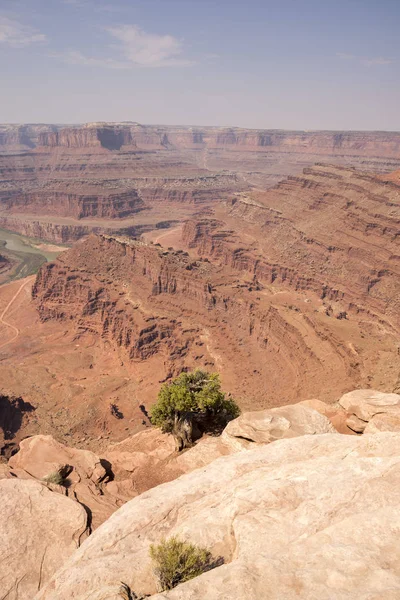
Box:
left=296, top=398, right=351, bottom=434
left=339, top=389, right=400, bottom=434
left=8, top=435, right=121, bottom=529
left=0, top=122, right=242, bottom=245
left=223, top=402, right=335, bottom=443
left=0, top=477, right=88, bottom=599
left=2, top=122, right=400, bottom=162
left=36, top=432, right=400, bottom=600
left=105, top=404, right=330, bottom=493
left=31, top=234, right=218, bottom=371
left=105, top=429, right=177, bottom=493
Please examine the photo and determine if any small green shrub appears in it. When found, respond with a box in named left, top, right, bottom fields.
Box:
left=150, top=370, right=240, bottom=434
left=150, top=536, right=213, bottom=591
left=43, top=471, right=65, bottom=486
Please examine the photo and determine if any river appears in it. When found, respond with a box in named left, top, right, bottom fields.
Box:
left=0, top=228, right=66, bottom=284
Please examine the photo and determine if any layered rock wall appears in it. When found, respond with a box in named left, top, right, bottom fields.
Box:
left=1, top=189, right=145, bottom=219
left=39, top=125, right=134, bottom=150
left=31, top=218, right=399, bottom=408
left=36, top=124, right=400, bottom=158
left=184, top=164, right=400, bottom=332
left=0, top=124, right=59, bottom=151
left=32, top=235, right=216, bottom=363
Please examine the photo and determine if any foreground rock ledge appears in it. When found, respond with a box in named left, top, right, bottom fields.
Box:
left=37, top=432, right=400, bottom=600
left=0, top=478, right=88, bottom=600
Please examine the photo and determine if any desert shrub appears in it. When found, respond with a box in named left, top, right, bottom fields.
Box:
left=43, top=471, right=65, bottom=486
left=150, top=370, right=240, bottom=435
left=150, top=536, right=213, bottom=591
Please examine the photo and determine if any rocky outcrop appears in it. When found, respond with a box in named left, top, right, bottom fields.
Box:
left=106, top=403, right=336, bottom=494
left=339, top=389, right=400, bottom=434
left=4, top=397, right=400, bottom=599
left=8, top=435, right=123, bottom=529
left=3, top=402, right=336, bottom=538
left=0, top=216, right=101, bottom=243
left=39, top=124, right=134, bottom=150
left=0, top=477, right=88, bottom=600
left=223, top=403, right=335, bottom=443
left=32, top=234, right=217, bottom=366
left=36, top=432, right=400, bottom=600
left=0, top=215, right=157, bottom=243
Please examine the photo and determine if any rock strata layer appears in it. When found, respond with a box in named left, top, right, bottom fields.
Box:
left=2, top=122, right=400, bottom=243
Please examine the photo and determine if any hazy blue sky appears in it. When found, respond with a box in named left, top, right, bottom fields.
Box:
left=0, top=0, right=399, bottom=129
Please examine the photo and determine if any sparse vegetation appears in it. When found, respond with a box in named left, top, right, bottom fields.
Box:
left=150, top=370, right=240, bottom=449
left=150, top=536, right=213, bottom=591
left=43, top=471, right=65, bottom=486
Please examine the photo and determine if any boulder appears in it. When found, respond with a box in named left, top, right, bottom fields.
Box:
left=36, top=432, right=400, bottom=600
left=345, top=413, right=368, bottom=434
left=9, top=435, right=120, bottom=529
left=106, top=426, right=243, bottom=495
left=339, top=389, right=400, bottom=433
left=297, top=398, right=351, bottom=434
left=364, top=413, right=400, bottom=434
left=0, top=478, right=88, bottom=600
left=105, top=429, right=176, bottom=495
left=223, top=403, right=335, bottom=443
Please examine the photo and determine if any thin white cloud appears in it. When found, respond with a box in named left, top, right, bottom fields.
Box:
left=336, top=52, right=356, bottom=60
left=54, top=25, right=194, bottom=69
left=61, top=0, right=125, bottom=11
left=0, top=16, right=46, bottom=47
left=106, top=25, right=194, bottom=67
left=362, top=57, right=394, bottom=67
left=51, top=50, right=129, bottom=69
left=336, top=52, right=394, bottom=67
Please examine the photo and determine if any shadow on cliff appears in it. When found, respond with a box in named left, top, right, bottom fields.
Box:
left=97, top=129, right=125, bottom=150
left=0, top=394, right=35, bottom=457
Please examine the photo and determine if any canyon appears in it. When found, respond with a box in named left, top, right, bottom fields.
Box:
left=0, top=160, right=398, bottom=453
left=0, top=122, right=399, bottom=600
left=1, top=122, right=400, bottom=245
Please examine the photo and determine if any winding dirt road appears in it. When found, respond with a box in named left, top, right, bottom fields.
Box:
left=0, top=277, right=34, bottom=351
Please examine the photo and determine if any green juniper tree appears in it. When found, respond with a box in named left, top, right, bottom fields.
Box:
left=150, top=370, right=240, bottom=450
